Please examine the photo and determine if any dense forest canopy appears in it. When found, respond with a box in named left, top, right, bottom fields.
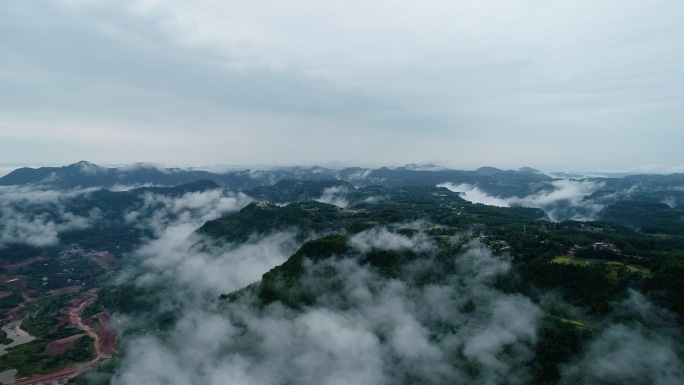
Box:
left=0, top=165, right=682, bottom=384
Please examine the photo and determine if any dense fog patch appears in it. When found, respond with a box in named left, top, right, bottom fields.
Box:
left=133, top=230, right=299, bottom=298
left=112, top=237, right=550, bottom=385
left=124, top=188, right=254, bottom=235
left=437, top=183, right=511, bottom=207
left=349, top=225, right=434, bottom=254
left=0, top=186, right=99, bottom=247
left=118, top=188, right=300, bottom=299
left=316, top=185, right=350, bottom=208
left=559, top=290, right=684, bottom=385
left=560, top=324, right=684, bottom=385
left=439, top=179, right=607, bottom=221
left=109, top=183, right=164, bottom=192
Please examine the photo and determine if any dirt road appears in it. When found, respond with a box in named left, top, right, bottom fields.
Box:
left=8, top=291, right=116, bottom=384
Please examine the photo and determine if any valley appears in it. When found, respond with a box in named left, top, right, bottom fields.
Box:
left=0, top=246, right=117, bottom=384
left=0, top=163, right=682, bottom=384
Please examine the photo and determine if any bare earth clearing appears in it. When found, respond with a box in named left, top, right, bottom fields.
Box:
left=4, top=290, right=117, bottom=384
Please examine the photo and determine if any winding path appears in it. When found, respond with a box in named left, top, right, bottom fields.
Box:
left=9, top=292, right=116, bottom=385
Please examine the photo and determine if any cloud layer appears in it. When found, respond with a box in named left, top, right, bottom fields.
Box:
left=104, top=217, right=684, bottom=385
left=560, top=291, right=684, bottom=385
left=111, top=230, right=548, bottom=385
left=1, top=1, right=683, bottom=170
left=439, top=179, right=607, bottom=221
left=0, top=186, right=99, bottom=247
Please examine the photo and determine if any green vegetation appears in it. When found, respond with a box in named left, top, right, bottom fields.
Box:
left=18, top=253, right=105, bottom=293
left=69, top=356, right=121, bottom=385
left=198, top=183, right=684, bottom=320
left=1, top=178, right=684, bottom=383
left=551, top=256, right=586, bottom=265
left=600, top=198, right=684, bottom=235
left=532, top=317, right=593, bottom=385
left=199, top=201, right=344, bottom=243
left=248, top=179, right=354, bottom=202
left=643, top=253, right=684, bottom=317
left=258, top=234, right=350, bottom=307
left=0, top=334, right=94, bottom=376
left=0, top=244, right=45, bottom=263
left=206, top=181, right=684, bottom=383
left=20, top=295, right=75, bottom=337
left=0, top=293, right=88, bottom=376
left=0, top=294, right=24, bottom=309
left=0, top=329, right=12, bottom=345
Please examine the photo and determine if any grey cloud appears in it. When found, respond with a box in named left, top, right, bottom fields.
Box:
left=439, top=179, right=607, bottom=221
left=560, top=290, right=684, bottom=385
left=0, top=186, right=99, bottom=247
left=349, top=225, right=435, bottom=254
left=437, top=182, right=512, bottom=208
left=513, top=179, right=606, bottom=221
left=612, top=290, right=680, bottom=327
left=4, top=1, right=682, bottom=169
left=117, top=163, right=171, bottom=174
left=662, top=196, right=677, bottom=208
left=117, top=188, right=293, bottom=299
left=316, top=185, right=350, bottom=208
left=361, top=195, right=386, bottom=204
left=109, top=183, right=164, bottom=192
left=108, top=199, right=683, bottom=385
left=462, top=295, right=540, bottom=385
left=112, top=235, right=545, bottom=385
left=134, top=229, right=299, bottom=298
left=124, top=188, right=253, bottom=235
left=71, top=160, right=104, bottom=175
left=560, top=324, right=684, bottom=385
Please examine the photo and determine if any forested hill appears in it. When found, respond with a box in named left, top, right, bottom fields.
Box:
left=205, top=182, right=684, bottom=385
left=4, top=162, right=684, bottom=227
left=1, top=174, right=683, bottom=384
left=0, top=161, right=551, bottom=191
left=206, top=183, right=684, bottom=317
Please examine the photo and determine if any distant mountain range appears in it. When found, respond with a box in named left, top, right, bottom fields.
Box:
left=0, top=160, right=566, bottom=191
left=3, top=161, right=684, bottom=228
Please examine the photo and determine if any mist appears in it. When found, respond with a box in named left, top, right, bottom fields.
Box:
left=110, top=226, right=547, bottom=385
left=438, top=179, right=607, bottom=221
left=114, top=186, right=307, bottom=299
left=105, top=219, right=684, bottom=385
left=0, top=186, right=99, bottom=247
left=3, top=180, right=680, bottom=384
left=316, top=185, right=351, bottom=208
left=560, top=291, right=684, bottom=385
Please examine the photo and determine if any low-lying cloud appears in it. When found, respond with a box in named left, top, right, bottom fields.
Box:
left=560, top=291, right=684, bottom=385
left=316, top=185, right=350, bottom=208
left=561, top=324, right=684, bottom=385
left=133, top=229, right=299, bottom=298
left=438, top=183, right=512, bottom=208
left=0, top=186, right=99, bottom=247
left=349, top=224, right=434, bottom=254
left=111, top=231, right=549, bottom=385
left=123, top=188, right=254, bottom=236
left=116, top=187, right=288, bottom=299
left=438, top=179, right=606, bottom=221
left=105, top=216, right=684, bottom=385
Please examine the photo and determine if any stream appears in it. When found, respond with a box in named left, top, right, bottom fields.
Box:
left=0, top=321, right=36, bottom=384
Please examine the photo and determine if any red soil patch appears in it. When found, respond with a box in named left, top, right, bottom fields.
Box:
left=2, top=288, right=120, bottom=384
left=12, top=365, right=84, bottom=385
left=94, top=312, right=117, bottom=355
left=43, top=333, right=86, bottom=356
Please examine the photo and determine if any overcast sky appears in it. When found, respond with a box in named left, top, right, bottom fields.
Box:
left=1, top=0, right=682, bottom=173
